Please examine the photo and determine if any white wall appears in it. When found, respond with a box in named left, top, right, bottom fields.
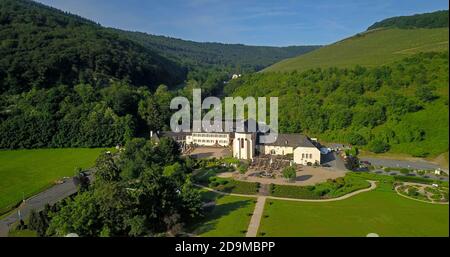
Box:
left=233, top=133, right=255, bottom=160
left=261, top=145, right=294, bottom=155
left=293, top=147, right=321, bottom=165
left=186, top=133, right=230, bottom=147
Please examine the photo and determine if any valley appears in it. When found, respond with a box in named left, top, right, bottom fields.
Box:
left=0, top=0, right=448, bottom=239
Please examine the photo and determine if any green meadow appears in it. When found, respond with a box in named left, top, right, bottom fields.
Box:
left=0, top=148, right=106, bottom=214
left=258, top=182, right=449, bottom=237
left=192, top=191, right=256, bottom=237
left=265, top=28, right=449, bottom=72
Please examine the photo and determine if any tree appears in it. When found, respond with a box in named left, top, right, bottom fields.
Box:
left=72, top=168, right=90, bottom=192
left=282, top=166, right=296, bottom=181
left=415, top=85, right=438, bottom=102
left=347, top=132, right=367, bottom=146
left=368, top=139, right=390, bottom=153
left=138, top=96, right=166, bottom=131
left=28, top=209, right=49, bottom=237
left=344, top=156, right=360, bottom=171
left=95, top=152, right=121, bottom=183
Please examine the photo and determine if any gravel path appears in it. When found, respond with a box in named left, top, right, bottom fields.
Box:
left=195, top=181, right=377, bottom=202
left=394, top=184, right=449, bottom=205
left=246, top=197, right=266, bottom=237
left=195, top=181, right=376, bottom=237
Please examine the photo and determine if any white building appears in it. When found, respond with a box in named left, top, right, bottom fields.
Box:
left=258, top=133, right=321, bottom=165
left=151, top=121, right=321, bottom=165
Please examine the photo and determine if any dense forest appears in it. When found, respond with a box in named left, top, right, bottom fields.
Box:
left=0, top=0, right=318, bottom=95
left=0, top=0, right=448, bottom=157
left=368, top=10, right=448, bottom=30
left=116, top=29, right=320, bottom=73
left=0, top=0, right=186, bottom=94
left=0, top=82, right=177, bottom=148
left=225, top=51, right=449, bottom=157
left=0, top=0, right=319, bottom=149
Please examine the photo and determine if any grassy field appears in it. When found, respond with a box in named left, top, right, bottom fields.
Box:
left=265, top=28, right=449, bottom=72
left=258, top=181, right=449, bottom=237
left=192, top=191, right=256, bottom=237
left=0, top=148, right=106, bottom=214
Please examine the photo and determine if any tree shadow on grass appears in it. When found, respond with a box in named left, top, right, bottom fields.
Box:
left=190, top=199, right=253, bottom=236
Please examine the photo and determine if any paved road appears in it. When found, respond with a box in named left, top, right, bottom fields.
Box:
left=360, top=157, right=445, bottom=172
left=246, top=197, right=266, bottom=237
left=0, top=177, right=81, bottom=237
left=322, top=152, right=347, bottom=171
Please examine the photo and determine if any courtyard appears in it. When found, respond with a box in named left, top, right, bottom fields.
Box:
left=187, top=147, right=232, bottom=159
left=218, top=166, right=346, bottom=186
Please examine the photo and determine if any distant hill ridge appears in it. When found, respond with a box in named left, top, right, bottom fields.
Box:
left=0, top=0, right=319, bottom=94
left=113, top=29, right=320, bottom=72
left=368, top=10, right=449, bottom=30
left=264, top=10, right=449, bottom=73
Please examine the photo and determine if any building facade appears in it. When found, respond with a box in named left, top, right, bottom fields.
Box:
left=151, top=122, right=321, bottom=165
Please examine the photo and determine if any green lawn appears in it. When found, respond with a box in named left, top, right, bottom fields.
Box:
left=209, top=178, right=260, bottom=195
left=265, top=28, right=449, bottom=72
left=193, top=192, right=256, bottom=237
left=259, top=182, right=449, bottom=237
left=8, top=229, right=37, bottom=237
left=270, top=175, right=370, bottom=199
left=0, top=148, right=106, bottom=214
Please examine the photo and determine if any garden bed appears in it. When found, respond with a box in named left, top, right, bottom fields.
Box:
left=269, top=175, right=370, bottom=199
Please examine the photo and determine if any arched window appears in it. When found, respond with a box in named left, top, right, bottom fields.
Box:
left=309, top=154, right=313, bottom=159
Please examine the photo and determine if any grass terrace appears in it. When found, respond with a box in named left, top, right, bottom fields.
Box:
left=259, top=181, right=449, bottom=237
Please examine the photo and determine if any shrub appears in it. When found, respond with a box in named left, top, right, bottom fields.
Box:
left=282, top=166, right=297, bottom=181
left=368, top=139, right=390, bottom=153
left=347, top=133, right=367, bottom=145
left=399, top=168, right=410, bottom=175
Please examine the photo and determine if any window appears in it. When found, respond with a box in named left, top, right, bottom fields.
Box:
left=302, top=153, right=305, bottom=158
left=309, top=154, right=312, bottom=159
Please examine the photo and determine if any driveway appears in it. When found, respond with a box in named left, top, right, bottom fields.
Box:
left=321, top=151, right=347, bottom=171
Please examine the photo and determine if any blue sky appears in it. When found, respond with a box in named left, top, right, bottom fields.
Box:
left=37, top=0, right=448, bottom=46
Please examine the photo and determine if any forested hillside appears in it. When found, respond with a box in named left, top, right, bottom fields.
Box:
left=116, top=29, right=320, bottom=72
left=367, top=10, right=448, bottom=30
left=226, top=52, right=449, bottom=157
left=0, top=0, right=318, bottom=149
left=0, top=0, right=186, bottom=94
